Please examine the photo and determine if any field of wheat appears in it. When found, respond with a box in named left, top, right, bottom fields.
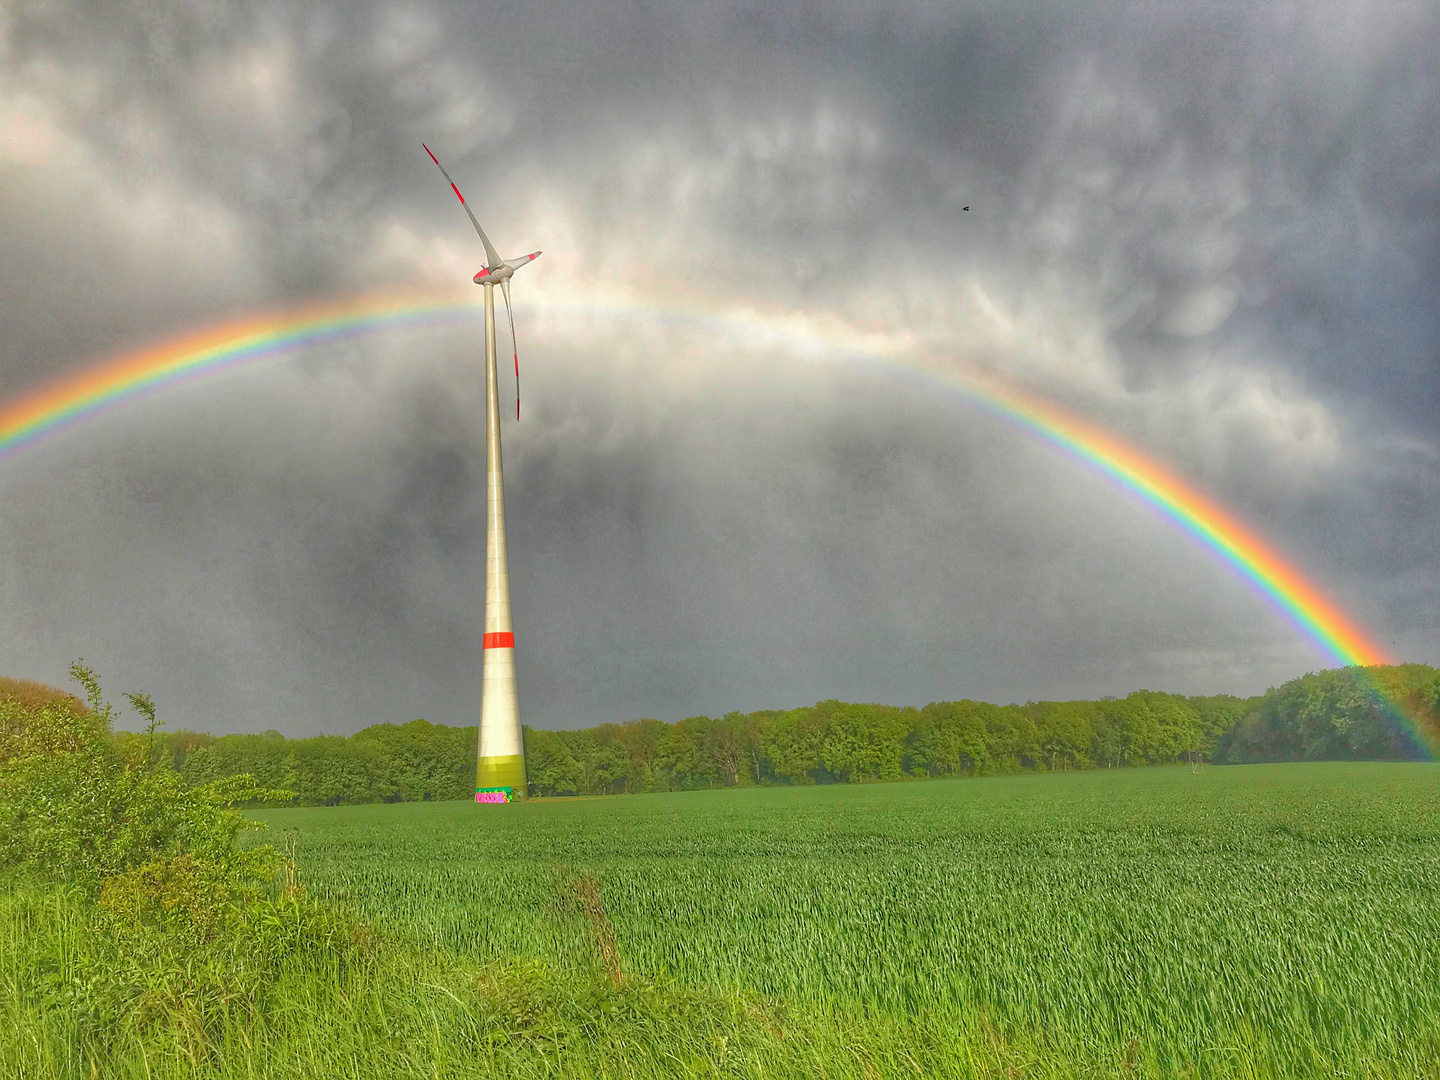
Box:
left=251, top=763, right=1440, bottom=1076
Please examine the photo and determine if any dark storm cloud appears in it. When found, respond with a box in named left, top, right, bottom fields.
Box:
left=0, top=0, right=1436, bottom=732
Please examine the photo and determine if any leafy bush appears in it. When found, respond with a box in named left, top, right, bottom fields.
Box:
left=0, top=662, right=287, bottom=936
left=1213, top=664, right=1440, bottom=763
left=0, top=675, right=88, bottom=714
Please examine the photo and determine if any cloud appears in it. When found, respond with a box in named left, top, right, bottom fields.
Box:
left=0, top=0, right=1436, bottom=732
left=1162, top=283, right=1239, bottom=338
left=0, top=68, right=263, bottom=375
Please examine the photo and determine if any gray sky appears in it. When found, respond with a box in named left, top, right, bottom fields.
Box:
left=1, top=0, right=1436, bottom=734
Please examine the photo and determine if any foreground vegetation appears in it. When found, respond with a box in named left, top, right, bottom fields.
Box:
left=57, top=663, right=1438, bottom=806
left=4, top=668, right=1440, bottom=1077
left=249, top=764, right=1440, bottom=1078
left=9, top=883, right=1041, bottom=1080
left=1, top=668, right=1009, bottom=1079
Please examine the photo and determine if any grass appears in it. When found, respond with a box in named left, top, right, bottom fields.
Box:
left=239, top=762, right=1440, bottom=1077
left=0, top=884, right=863, bottom=1079
left=5, top=762, right=1438, bottom=1077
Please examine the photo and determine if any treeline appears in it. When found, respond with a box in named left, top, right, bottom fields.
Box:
left=4, top=664, right=1435, bottom=807
left=1213, top=663, right=1439, bottom=763
left=521, top=691, right=1253, bottom=797
left=118, top=691, right=1258, bottom=803
left=154, top=721, right=478, bottom=805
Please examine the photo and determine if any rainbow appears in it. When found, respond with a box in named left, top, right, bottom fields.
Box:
left=0, top=295, right=476, bottom=453
left=0, top=289, right=1408, bottom=689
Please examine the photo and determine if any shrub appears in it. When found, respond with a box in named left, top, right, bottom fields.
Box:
left=0, top=662, right=288, bottom=930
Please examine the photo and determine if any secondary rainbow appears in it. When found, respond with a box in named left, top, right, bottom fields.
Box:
left=0, top=289, right=1393, bottom=676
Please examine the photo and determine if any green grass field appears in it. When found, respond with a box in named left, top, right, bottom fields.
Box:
left=247, top=763, right=1440, bottom=1077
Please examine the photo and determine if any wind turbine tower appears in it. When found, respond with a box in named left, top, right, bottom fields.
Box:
left=425, top=144, right=540, bottom=804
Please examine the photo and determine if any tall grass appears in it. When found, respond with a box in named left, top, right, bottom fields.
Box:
left=248, top=763, right=1440, bottom=1077
left=6, top=761, right=1439, bottom=1076
left=0, top=881, right=1099, bottom=1079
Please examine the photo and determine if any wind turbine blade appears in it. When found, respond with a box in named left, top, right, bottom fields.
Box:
left=423, top=143, right=503, bottom=269
left=501, top=278, right=520, bottom=421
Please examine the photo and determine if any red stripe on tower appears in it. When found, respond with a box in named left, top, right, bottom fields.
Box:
left=450, top=183, right=465, bottom=203
left=483, top=632, right=515, bottom=649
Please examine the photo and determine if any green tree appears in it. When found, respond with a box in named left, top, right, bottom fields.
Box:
left=821, top=703, right=909, bottom=782
left=981, top=703, right=1039, bottom=772
left=523, top=728, right=583, bottom=796
left=573, top=732, right=629, bottom=794
left=1027, top=701, right=1097, bottom=770
left=759, top=707, right=828, bottom=783
left=915, top=701, right=990, bottom=775
left=615, top=718, right=667, bottom=792
left=1125, top=691, right=1202, bottom=764
left=703, top=714, right=746, bottom=787
left=1187, top=694, right=1255, bottom=761
left=653, top=726, right=701, bottom=790
left=0, top=663, right=284, bottom=923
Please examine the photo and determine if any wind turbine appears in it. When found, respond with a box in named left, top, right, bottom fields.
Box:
left=425, top=143, right=540, bottom=804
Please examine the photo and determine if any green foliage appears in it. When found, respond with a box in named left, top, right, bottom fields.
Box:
left=0, top=663, right=288, bottom=927
left=1214, top=664, right=1440, bottom=763
left=58, top=664, right=1424, bottom=807
left=821, top=701, right=911, bottom=781
left=525, top=727, right=584, bottom=796
left=912, top=700, right=989, bottom=774
left=759, top=705, right=827, bottom=782
left=0, top=665, right=429, bottom=1075
left=177, top=718, right=476, bottom=805
left=12, top=665, right=1427, bottom=811
left=653, top=723, right=701, bottom=787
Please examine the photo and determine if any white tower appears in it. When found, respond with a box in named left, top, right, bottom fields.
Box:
left=475, top=280, right=524, bottom=799
left=425, top=144, right=540, bottom=803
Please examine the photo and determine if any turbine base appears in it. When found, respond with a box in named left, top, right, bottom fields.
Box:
left=476, top=753, right=527, bottom=794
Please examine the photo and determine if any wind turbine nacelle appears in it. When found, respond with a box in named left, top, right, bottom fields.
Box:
left=473, top=251, right=542, bottom=285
